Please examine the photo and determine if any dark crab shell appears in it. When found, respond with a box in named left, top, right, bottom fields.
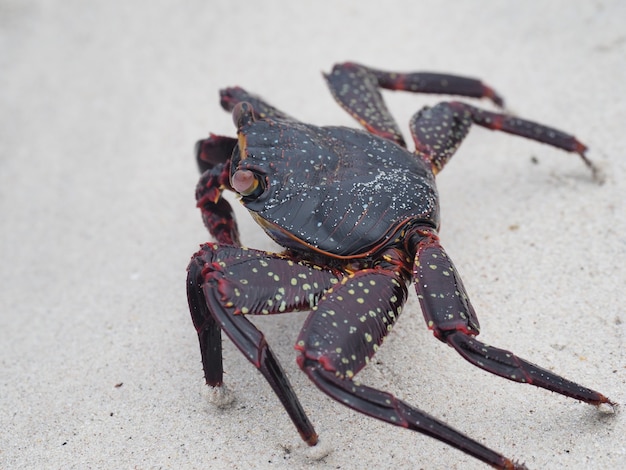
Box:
left=232, top=116, right=440, bottom=258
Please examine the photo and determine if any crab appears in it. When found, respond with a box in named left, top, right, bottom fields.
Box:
left=186, top=62, right=614, bottom=469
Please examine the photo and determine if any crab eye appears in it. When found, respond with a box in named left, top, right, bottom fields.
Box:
left=232, top=169, right=262, bottom=196
left=232, top=102, right=255, bottom=128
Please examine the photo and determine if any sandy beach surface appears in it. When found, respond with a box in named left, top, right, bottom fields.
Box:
left=1, top=1, right=624, bottom=469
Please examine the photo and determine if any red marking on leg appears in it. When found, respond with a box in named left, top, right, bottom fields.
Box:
left=481, top=84, right=505, bottom=107
left=491, top=114, right=504, bottom=130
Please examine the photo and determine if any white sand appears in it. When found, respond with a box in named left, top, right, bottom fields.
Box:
left=1, top=1, right=624, bottom=469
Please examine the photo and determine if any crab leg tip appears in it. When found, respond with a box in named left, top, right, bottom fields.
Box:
left=206, top=383, right=236, bottom=408
left=505, top=459, right=529, bottom=470
left=597, top=398, right=617, bottom=414
left=571, top=141, right=605, bottom=183
left=303, top=432, right=319, bottom=446
left=482, top=84, right=505, bottom=108
left=580, top=155, right=605, bottom=184
left=304, top=435, right=333, bottom=461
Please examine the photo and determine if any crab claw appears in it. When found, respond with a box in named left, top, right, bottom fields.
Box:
left=232, top=101, right=255, bottom=128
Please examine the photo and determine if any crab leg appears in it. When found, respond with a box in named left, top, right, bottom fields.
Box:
left=408, top=101, right=474, bottom=173
left=410, top=101, right=598, bottom=178
left=194, top=163, right=239, bottom=246
left=408, top=101, right=595, bottom=175
left=445, top=101, right=596, bottom=173
left=219, top=86, right=297, bottom=121
left=203, top=285, right=318, bottom=445
left=195, top=133, right=237, bottom=173
left=302, top=368, right=526, bottom=470
left=411, top=227, right=614, bottom=407
left=296, top=264, right=526, bottom=469
left=187, top=244, right=341, bottom=445
left=324, top=62, right=504, bottom=147
left=187, top=252, right=225, bottom=386
left=361, top=63, right=504, bottom=107
left=193, top=135, right=241, bottom=245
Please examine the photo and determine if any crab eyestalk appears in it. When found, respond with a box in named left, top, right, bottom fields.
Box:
left=232, top=101, right=255, bottom=128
